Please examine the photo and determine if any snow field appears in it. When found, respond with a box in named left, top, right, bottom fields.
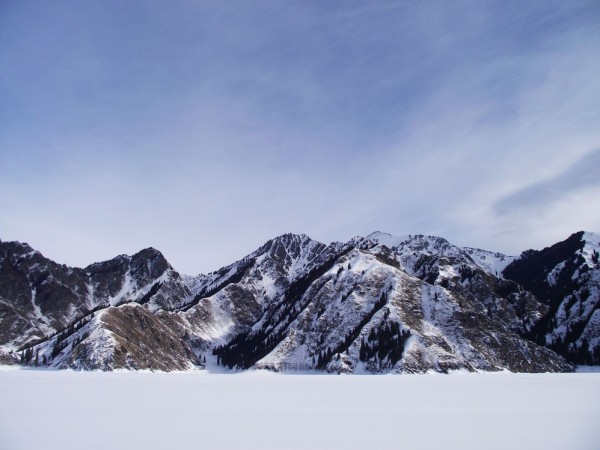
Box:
left=0, top=369, right=599, bottom=450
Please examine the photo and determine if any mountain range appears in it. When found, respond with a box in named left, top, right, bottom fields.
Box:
left=1, top=231, right=598, bottom=373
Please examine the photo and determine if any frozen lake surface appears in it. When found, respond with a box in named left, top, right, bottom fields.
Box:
left=1, top=368, right=599, bottom=450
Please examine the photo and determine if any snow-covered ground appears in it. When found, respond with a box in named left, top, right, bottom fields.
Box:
left=0, top=369, right=599, bottom=450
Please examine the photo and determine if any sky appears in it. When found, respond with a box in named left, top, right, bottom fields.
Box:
left=1, top=0, right=600, bottom=275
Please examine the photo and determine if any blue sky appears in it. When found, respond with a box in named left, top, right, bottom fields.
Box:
left=1, top=0, right=600, bottom=274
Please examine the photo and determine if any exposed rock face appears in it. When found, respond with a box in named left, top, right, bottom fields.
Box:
left=0, top=241, right=191, bottom=357
left=65, top=305, right=199, bottom=371
left=1, top=231, right=597, bottom=372
left=503, top=232, right=600, bottom=364
left=181, top=234, right=329, bottom=333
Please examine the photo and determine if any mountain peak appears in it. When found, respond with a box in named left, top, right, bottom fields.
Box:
left=271, top=233, right=317, bottom=245
left=364, top=231, right=455, bottom=252
left=365, top=231, right=409, bottom=248
left=0, top=240, right=36, bottom=256
left=132, top=247, right=167, bottom=262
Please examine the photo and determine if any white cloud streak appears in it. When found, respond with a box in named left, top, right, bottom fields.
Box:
left=1, top=0, right=599, bottom=272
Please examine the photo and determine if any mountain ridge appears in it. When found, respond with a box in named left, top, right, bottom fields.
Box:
left=1, top=231, right=598, bottom=372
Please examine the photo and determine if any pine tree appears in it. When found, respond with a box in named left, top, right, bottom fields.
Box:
left=359, top=338, right=366, bottom=361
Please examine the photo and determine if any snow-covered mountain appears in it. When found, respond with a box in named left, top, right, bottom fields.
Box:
left=214, top=232, right=564, bottom=373
left=503, top=231, right=600, bottom=365
left=1, top=231, right=598, bottom=372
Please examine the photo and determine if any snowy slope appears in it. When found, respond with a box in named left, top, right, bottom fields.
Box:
left=179, top=234, right=331, bottom=341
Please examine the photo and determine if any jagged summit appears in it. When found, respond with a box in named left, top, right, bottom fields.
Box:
left=133, top=246, right=167, bottom=258
left=271, top=232, right=316, bottom=243
left=364, top=231, right=410, bottom=247
left=260, top=233, right=326, bottom=270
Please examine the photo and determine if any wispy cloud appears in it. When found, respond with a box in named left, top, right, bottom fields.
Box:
left=1, top=0, right=599, bottom=272
left=494, top=149, right=600, bottom=216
